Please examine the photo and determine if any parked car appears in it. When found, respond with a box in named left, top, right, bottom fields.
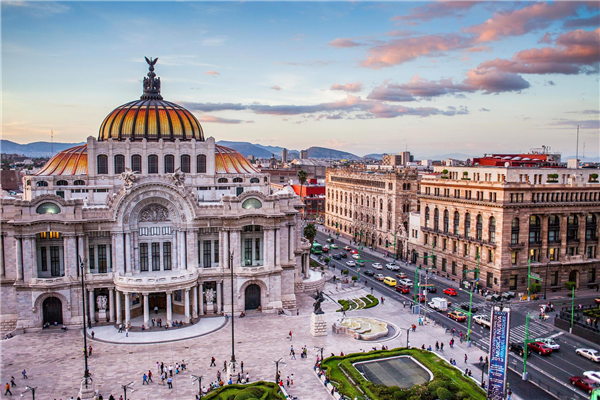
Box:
left=576, top=348, right=600, bottom=362
left=386, top=263, right=399, bottom=271
left=569, top=376, right=600, bottom=394
left=533, top=338, right=560, bottom=351
left=332, top=254, right=341, bottom=260
left=343, top=246, right=352, bottom=251
left=473, top=315, right=491, bottom=328
left=331, top=244, right=339, bottom=249
left=528, top=342, right=553, bottom=356
left=396, top=285, right=410, bottom=294
left=364, top=269, right=375, bottom=277
left=396, top=272, right=408, bottom=280
left=501, top=291, right=516, bottom=300
left=340, top=252, right=347, bottom=258
left=448, top=311, right=467, bottom=322
left=375, top=274, right=385, bottom=281
left=486, top=293, right=501, bottom=302
left=398, top=278, right=413, bottom=287
left=509, top=342, right=531, bottom=357
left=458, top=303, right=479, bottom=313
left=346, top=260, right=356, bottom=267
left=372, top=263, right=383, bottom=270
left=583, top=371, right=600, bottom=384
left=444, top=288, right=458, bottom=296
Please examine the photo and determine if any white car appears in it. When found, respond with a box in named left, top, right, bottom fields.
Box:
left=398, top=278, right=413, bottom=287
left=346, top=260, right=356, bottom=267
left=576, top=348, right=600, bottom=362
left=534, top=338, right=560, bottom=351
left=386, top=263, right=399, bottom=271
left=473, top=315, right=491, bottom=328
left=583, top=371, right=600, bottom=384
left=372, top=263, right=383, bottom=270
left=352, top=254, right=360, bottom=260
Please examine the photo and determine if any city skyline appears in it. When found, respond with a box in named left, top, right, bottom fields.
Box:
left=2, top=1, right=599, bottom=158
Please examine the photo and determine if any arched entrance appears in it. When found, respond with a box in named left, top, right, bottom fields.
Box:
left=568, top=270, right=580, bottom=288
left=43, top=296, right=63, bottom=325
left=245, top=284, right=261, bottom=310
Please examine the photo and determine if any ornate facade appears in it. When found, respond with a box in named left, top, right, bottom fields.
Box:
left=0, top=60, right=310, bottom=333
left=324, top=167, right=420, bottom=257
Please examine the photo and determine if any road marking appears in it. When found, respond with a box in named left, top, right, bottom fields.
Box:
left=548, top=332, right=565, bottom=339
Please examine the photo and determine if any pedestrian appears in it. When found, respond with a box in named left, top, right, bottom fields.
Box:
left=161, top=362, right=164, bottom=374
left=210, top=357, right=216, bottom=367
left=89, top=346, right=93, bottom=356
left=155, top=306, right=159, bottom=314
left=370, top=287, right=373, bottom=294
left=381, top=296, right=385, bottom=304
left=4, top=383, right=12, bottom=396
left=245, top=373, right=250, bottom=383
left=291, top=373, right=294, bottom=385
left=479, top=356, right=483, bottom=365
left=125, top=327, right=129, bottom=337
left=21, top=370, right=27, bottom=380
left=148, top=370, right=153, bottom=383
left=418, top=317, right=422, bottom=326
left=403, top=300, right=406, bottom=308
left=91, top=330, right=95, bottom=339
left=289, top=330, right=293, bottom=340
left=290, top=345, right=294, bottom=355
left=223, top=361, right=227, bottom=371
left=167, top=377, right=173, bottom=389
left=157, top=362, right=160, bottom=373
left=118, top=323, right=123, bottom=333
left=286, top=376, right=290, bottom=387
left=9, top=377, right=15, bottom=387
left=435, top=341, right=439, bottom=351
left=507, top=388, right=512, bottom=400
left=440, top=342, right=444, bottom=351
left=169, top=364, right=173, bottom=377
left=240, top=361, right=244, bottom=373
left=291, top=349, right=296, bottom=360
left=464, top=354, right=468, bottom=363
left=142, top=373, right=148, bottom=385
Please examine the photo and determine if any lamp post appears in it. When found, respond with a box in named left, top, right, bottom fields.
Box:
left=20, top=386, right=37, bottom=400
left=523, top=312, right=530, bottom=380
left=405, top=327, right=411, bottom=348
left=191, top=375, right=203, bottom=397
left=120, top=382, right=134, bottom=400
left=314, top=346, right=325, bottom=362
left=78, top=256, right=91, bottom=384
left=230, top=251, right=236, bottom=365
left=273, top=358, right=283, bottom=383
left=570, top=286, right=575, bottom=333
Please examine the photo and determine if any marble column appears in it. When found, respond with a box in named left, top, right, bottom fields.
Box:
left=0, top=235, right=4, bottom=277
left=191, top=286, right=198, bottom=318
left=265, top=229, right=275, bottom=267
left=184, top=289, right=190, bottom=323
left=16, top=236, right=23, bottom=281
left=199, top=283, right=204, bottom=315
left=109, top=288, right=115, bottom=323
left=187, top=230, right=197, bottom=270
left=116, top=290, right=122, bottom=324
left=231, top=230, right=241, bottom=267
left=221, top=230, right=229, bottom=269
left=22, top=236, right=35, bottom=281
left=124, top=292, right=131, bottom=326
left=166, top=291, right=173, bottom=325
left=289, top=225, right=295, bottom=262
left=143, top=293, right=150, bottom=327
left=275, top=229, right=281, bottom=267
left=216, top=281, right=222, bottom=313
left=89, top=289, right=95, bottom=323
left=113, top=233, right=124, bottom=275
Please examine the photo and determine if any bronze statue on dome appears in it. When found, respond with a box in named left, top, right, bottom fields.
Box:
left=142, top=56, right=162, bottom=100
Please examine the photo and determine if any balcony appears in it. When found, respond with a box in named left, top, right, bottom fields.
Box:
left=528, top=240, right=543, bottom=247
left=509, top=242, right=525, bottom=249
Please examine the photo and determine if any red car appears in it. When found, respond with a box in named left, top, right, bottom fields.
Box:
left=396, top=285, right=410, bottom=294
left=569, top=376, right=600, bottom=394
left=444, top=288, right=458, bottom=296
left=350, top=249, right=359, bottom=255
left=417, top=294, right=427, bottom=303
left=528, top=342, right=552, bottom=355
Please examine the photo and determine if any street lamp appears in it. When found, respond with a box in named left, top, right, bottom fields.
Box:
left=120, top=382, right=134, bottom=400
left=20, top=386, right=37, bottom=400
left=314, top=346, right=325, bottom=362
left=229, top=251, right=236, bottom=365
left=191, top=375, right=203, bottom=397
left=405, top=327, right=411, bottom=348
left=78, top=256, right=91, bottom=385
left=273, top=358, right=285, bottom=383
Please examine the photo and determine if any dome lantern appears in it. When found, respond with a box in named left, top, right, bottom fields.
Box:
left=141, top=57, right=163, bottom=100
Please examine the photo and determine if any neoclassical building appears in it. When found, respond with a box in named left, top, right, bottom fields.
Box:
left=0, top=59, right=311, bottom=333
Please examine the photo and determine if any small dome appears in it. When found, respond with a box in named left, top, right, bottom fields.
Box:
left=36, top=145, right=87, bottom=176
left=215, top=145, right=258, bottom=174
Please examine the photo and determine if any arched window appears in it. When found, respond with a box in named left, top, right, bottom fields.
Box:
left=131, top=155, right=142, bottom=172
left=197, top=154, right=207, bottom=173
left=511, top=218, right=520, bottom=244
left=567, top=215, right=579, bottom=242
left=36, top=202, right=60, bottom=214
left=164, top=155, right=175, bottom=173
left=233, top=177, right=243, bottom=183
left=476, top=214, right=483, bottom=240
left=114, top=154, right=125, bottom=174
left=489, top=217, right=496, bottom=243
left=180, top=155, right=191, bottom=173
left=443, top=210, right=449, bottom=233
left=218, top=178, right=228, bottom=183
left=529, top=215, right=541, bottom=243
left=454, top=211, right=460, bottom=234
left=73, top=180, right=85, bottom=186
left=97, top=155, right=108, bottom=174
left=434, top=208, right=439, bottom=230
left=424, top=206, right=430, bottom=228
left=250, top=177, right=260, bottom=183
left=148, top=155, right=158, bottom=174
left=56, top=180, right=68, bottom=186
left=380, top=199, right=383, bottom=211
left=585, top=214, right=597, bottom=241
left=388, top=202, right=392, bottom=212
left=464, top=213, right=471, bottom=237
left=36, top=181, right=49, bottom=187
left=366, top=197, right=369, bottom=207
left=548, top=215, right=560, bottom=243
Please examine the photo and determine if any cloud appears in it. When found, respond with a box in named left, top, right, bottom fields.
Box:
left=360, top=34, right=475, bottom=69
left=479, top=108, right=491, bottom=112
left=198, top=115, right=244, bottom=124
left=328, top=38, right=362, bottom=48
left=538, top=32, right=553, bottom=44
left=3, top=1, right=69, bottom=17
left=270, top=85, right=281, bottom=91
left=367, top=83, right=416, bottom=102
left=563, top=15, right=600, bottom=29
left=546, top=80, right=556, bottom=86
left=204, top=71, right=220, bottom=76
left=391, top=1, right=482, bottom=23
left=386, top=30, right=417, bottom=37
left=566, top=109, right=600, bottom=115
left=275, top=60, right=331, bottom=67
left=331, top=82, right=363, bottom=93
left=549, top=118, right=600, bottom=130
left=464, top=67, right=531, bottom=93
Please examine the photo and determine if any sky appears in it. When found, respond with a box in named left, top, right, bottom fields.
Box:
left=2, top=1, right=599, bottom=159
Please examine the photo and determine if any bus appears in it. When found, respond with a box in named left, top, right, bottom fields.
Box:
left=311, top=242, right=323, bottom=255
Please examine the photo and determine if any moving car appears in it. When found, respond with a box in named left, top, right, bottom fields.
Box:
left=576, top=348, right=600, bottom=362
left=383, top=277, right=397, bottom=287
left=428, top=297, right=448, bottom=312
left=322, top=245, right=329, bottom=253
left=352, top=254, right=360, bottom=260
left=396, top=285, right=410, bottom=294
left=372, top=263, right=383, bottom=270
left=350, top=249, right=359, bottom=255
left=326, top=238, right=334, bottom=243
left=358, top=261, right=365, bottom=267
left=340, top=252, right=347, bottom=258
left=448, top=311, right=467, bottom=322
left=396, top=272, right=408, bottom=280
left=528, top=342, right=553, bottom=356
left=364, top=269, right=375, bottom=277
left=331, top=244, right=339, bottom=249
left=375, top=274, right=385, bottom=281
left=386, top=263, right=400, bottom=271
left=569, top=376, right=600, bottom=394
left=346, top=260, right=356, bottom=267
left=444, top=288, right=458, bottom=296
left=533, top=338, right=560, bottom=351
left=595, top=297, right=600, bottom=304
left=343, top=246, right=352, bottom=251
left=458, top=303, right=478, bottom=313
left=416, top=294, right=427, bottom=303
left=583, top=371, right=600, bottom=384
left=398, top=278, right=413, bottom=287
left=332, top=254, right=341, bottom=260
left=421, top=283, right=437, bottom=293
left=509, top=342, right=531, bottom=357
left=473, top=315, right=491, bottom=328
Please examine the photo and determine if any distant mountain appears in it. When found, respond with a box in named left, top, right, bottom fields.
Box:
left=217, top=141, right=359, bottom=160
left=307, top=146, right=360, bottom=160
left=364, top=153, right=384, bottom=159
left=216, top=141, right=273, bottom=158
left=1, top=140, right=84, bottom=158
left=253, top=144, right=299, bottom=159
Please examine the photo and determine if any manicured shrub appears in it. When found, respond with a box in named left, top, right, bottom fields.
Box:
left=437, top=387, right=453, bottom=400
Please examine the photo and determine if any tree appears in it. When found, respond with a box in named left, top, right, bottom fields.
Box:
left=530, top=283, right=541, bottom=294
left=303, top=223, right=317, bottom=244
left=297, top=169, right=308, bottom=218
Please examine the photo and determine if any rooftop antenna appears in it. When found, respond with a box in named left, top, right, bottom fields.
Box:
left=576, top=125, right=579, bottom=170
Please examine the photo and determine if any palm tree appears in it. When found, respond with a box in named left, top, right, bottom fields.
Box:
left=303, top=223, right=317, bottom=245
left=297, top=169, right=308, bottom=219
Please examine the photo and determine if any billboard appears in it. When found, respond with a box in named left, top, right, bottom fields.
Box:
left=487, top=306, right=510, bottom=400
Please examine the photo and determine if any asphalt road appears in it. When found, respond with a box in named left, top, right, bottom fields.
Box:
left=315, top=230, right=600, bottom=400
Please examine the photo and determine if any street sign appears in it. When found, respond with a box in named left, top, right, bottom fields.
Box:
left=529, top=272, right=543, bottom=281
left=487, top=307, right=510, bottom=400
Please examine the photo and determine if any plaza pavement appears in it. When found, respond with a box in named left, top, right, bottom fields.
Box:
left=1, top=273, right=499, bottom=400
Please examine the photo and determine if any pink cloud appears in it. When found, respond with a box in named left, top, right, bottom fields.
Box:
left=463, top=67, right=530, bottom=93
left=328, top=38, right=361, bottom=48
left=270, top=85, right=281, bottom=91
left=331, top=82, right=363, bottom=93
left=204, top=71, right=220, bottom=76
left=198, top=115, right=242, bottom=124
left=391, top=1, right=482, bottom=23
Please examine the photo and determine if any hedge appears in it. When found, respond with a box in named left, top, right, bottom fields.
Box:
left=202, top=381, right=285, bottom=400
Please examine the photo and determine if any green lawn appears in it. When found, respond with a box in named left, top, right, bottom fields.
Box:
left=320, top=348, right=487, bottom=400
left=201, top=381, right=285, bottom=400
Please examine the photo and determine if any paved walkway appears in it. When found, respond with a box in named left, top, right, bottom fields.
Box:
left=1, top=274, right=509, bottom=400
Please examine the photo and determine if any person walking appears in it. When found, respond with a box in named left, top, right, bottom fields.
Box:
left=291, top=349, right=296, bottom=360
left=4, top=382, right=12, bottom=396
left=142, top=373, right=148, bottom=385
left=223, top=361, right=227, bottom=371
left=156, top=362, right=161, bottom=373
left=169, top=364, right=173, bottom=377
left=289, top=330, right=293, bottom=340
left=148, top=370, right=153, bottom=383
left=210, top=357, right=216, bottom=367
left=125, top=327, right=129, bottom=337
left=464, top=354, right=468, bottom=363
left=291, top=374, right=294, bottom=386
left=89, top=346, right=93, bottom=356
left=9, top=377, right=15, bottom=388
left=167, top=377, right=173, bottom=389
left=21, top=370, right=27, bottom=380
left=381, top=296, right=385, bottom=304
left=91, top=330, right=95, bottom=339
left=240, top=361, right=244, bottom=373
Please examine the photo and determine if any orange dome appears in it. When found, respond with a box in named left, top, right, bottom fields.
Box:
left=35, top=145, right=87, bottom=176
left=215, top=145, right=259, bottom=174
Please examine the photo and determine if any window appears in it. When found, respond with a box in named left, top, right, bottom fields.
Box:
left=443, top=210, right=449, bottom=233
left=181, top=155, right=191, bottom=173
left=489, top=217, right=496, bottom=243
left=548, top=215, right=560, bottom=243
left=56, top=180, right=68, bottom=186
left=551, top=271, right=559, bottom=286
left=88, top=246, right=94, bottom=270
left=203, top=241, right=211, bottom=267
left=452, top=261, right=457, bottom=275
left=511, top=218, right=520, bottom=244
left=511, top=251, right=518, bottom=265
left=509, top=275, right=518, bottom=290
left=442, top=258, right=447, bottom=272
left=152, top=243, right=160, bottom=271
left=164, top=155, right=175, bottom=173
left=97, top=155, right=108, bottom=174
left=74, top=180, right=85, bottom=186
left=476, top=214, right=483, bottom=240
left=250, top=177, right=260, bottom=184
left=148, top=155, right=158, bottom=174
left=140, top=243, right=148, bottom=271
left=486, top=272, right=494, bottom=288
left=131, top=155, right=142, bottom=172
left=488, top=249, right=494, bottom=263
left=50, top=246, right=61, bottom=276
left=36, top=181, right=48, bottom=187
left=529, top=248, right=540, bottom=262
left=453, top=241, right=457, bottom=253
left=587, top=246, right=597, bottom=259
left=454, top=211, right=460, bottom=234
left=114, top=154, right=125, bottom=174
left=529, top=215, right=541, bottom=244
left=197, top=154, right=207, bottom=173
left=586, top=214, right=597, bottom=241
left=567, top=215, right=579, bottom=242
left=589, top=268, right=596, bottom=283
left=98, top=244, right=107, bottom=273
left=464, top=243, right=469, bottom=257
left=424, top=207, right=430, bottom=228
left=163, top=242, right=171, bottom=270
left=464, top=213, right=471, bottom=237
left=40, top=247, right=47, bottom=271
left=548, top=247, right=559, bottom=261
left=233, top=177, right=243, bottom=183
left=434, top=208, right=439, bottom=231
left=36, top=202, right=60, bottom=214
left=214, top=240, right=219, bottom=263
left=255, top=238, right=261, bottom=261
left=218, top=178, right=228, bottom=183
left=244, top=238, right=252, bottom=264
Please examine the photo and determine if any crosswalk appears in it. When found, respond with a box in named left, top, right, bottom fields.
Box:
left=473, top=318, right=556, bottom=350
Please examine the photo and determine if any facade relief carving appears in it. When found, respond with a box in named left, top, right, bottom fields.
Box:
left=139, top=204, right=170, bottom=223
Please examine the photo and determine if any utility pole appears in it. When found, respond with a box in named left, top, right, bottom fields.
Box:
left=527, top=257, right=543, bottom=301
left=416, top=243, right=434, bottom=305
left=191, top=375, right=203, bottom=397
left=523, top=313, right=530, bottom=380
left=462, top=253, right=481, bottom=345
left=570, top=286, right=575, bottom=333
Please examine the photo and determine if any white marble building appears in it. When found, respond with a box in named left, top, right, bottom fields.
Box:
left=0, top=59, right=311, bottom=333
